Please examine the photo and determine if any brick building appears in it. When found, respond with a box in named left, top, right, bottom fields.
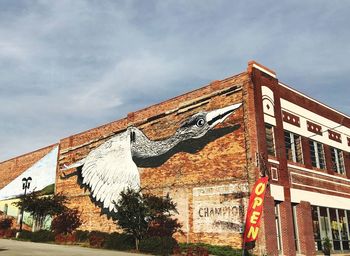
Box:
left=1, top=61, right=350, bottom=255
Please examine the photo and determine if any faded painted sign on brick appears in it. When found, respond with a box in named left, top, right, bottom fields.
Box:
left=193, top=183, right=248, bottom=233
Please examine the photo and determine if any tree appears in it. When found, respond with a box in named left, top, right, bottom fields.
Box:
left=13, top=191, right=68, bottom=231
left=114, top=188, right=181, bottom=251
left=114, top=188, right=148, bottom=251
left=51, top=208, right=82, bottom=235
left=144, top=194, right=181, bottom=237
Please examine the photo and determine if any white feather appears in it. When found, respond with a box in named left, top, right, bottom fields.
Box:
left=62, top=160, right=86, bottom=170
left=81, top=130, right=140, bottom=212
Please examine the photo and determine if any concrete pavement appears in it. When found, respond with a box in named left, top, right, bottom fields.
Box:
left=0, top=239, right=147, bottom=256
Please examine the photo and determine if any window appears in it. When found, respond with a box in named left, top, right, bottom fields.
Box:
left=265, top=124, right=276, bottom=156
left=330, top=147, right=345, bottom=174
left=309, top=140, right=326, bottom=169
left=319, top=207, right=331, bottom=243
left=329, top=208, right=341, bottom=250
left=338, top=210, right=349, bottom=250
left=292, top=204, right=300, bottom=252
left=312, top=206, right=350, bottom=252
left=275, top=202, right=282, bottom=253
left=312, top=206, right=322, bottom=251
left=284, top=131, right=303, bottom=164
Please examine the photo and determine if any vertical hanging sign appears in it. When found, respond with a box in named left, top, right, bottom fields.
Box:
left=243, top=176, right=269, bottom=249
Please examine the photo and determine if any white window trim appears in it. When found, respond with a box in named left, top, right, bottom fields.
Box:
left=285, top=131, right=304, bottom=164
left=331, top=148, right=345, bottom=175
left=310, top=140, right=325, bottom=169
left=275, top=203, right=283, bottom=254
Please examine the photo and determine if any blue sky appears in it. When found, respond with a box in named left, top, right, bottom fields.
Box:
left=1, top=0, right=349, bottom=161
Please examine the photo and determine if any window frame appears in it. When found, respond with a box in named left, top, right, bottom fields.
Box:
left=309, top=140, right=326, bottom=169
left=265, top=124, right=276, bottom=157
left=284, top=130, right=303, bottom=164
left=330, top=147, right=346, bottom=175
left=275, top=202, right=283, bottom=254
left=311, top=206, right=350, bottom=252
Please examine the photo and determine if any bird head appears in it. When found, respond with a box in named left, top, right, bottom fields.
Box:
left=177, top=102, right=242, bottom=139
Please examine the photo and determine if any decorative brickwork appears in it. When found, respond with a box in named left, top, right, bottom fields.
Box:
left=282, top=111, right=300, bottom=127
left=328, top=130, right=342, bottom=143
left=306, top=121, right=322, bottom=135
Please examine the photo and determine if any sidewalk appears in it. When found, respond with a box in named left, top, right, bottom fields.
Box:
left=0, top=239, right=148, bottom=256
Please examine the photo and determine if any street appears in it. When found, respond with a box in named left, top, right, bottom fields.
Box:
left=0, top=239, right=146, bottom=256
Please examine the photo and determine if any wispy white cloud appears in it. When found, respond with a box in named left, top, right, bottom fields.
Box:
left=0, top=0, right=350, bottom=161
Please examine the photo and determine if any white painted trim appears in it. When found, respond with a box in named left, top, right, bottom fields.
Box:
left=264, top=114, right=276, bottom=126
left=291, top=188, right=350, bottom=210
left=279, top=82, right=350, bottom=120
left=288, top=163, right=350, bottom=182
left=292, top=182, right=350, bottom=196
left=268, top=159, right=280, bottom=164
left=270, top=184, right=284, bottom=201
left=290, top=172, right=350, bottom=188
left=253, top=64, right=277, bottom=78
left=280, top=99, right=350, bottom=152
left=271, top=166, right=279, bottom=181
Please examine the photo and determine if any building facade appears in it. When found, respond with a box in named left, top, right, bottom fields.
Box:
left=0, top=144, right=58, bottom=230
left=251, top=62, right=350, bottom=255
left=0, top=61, right=349, bottom=255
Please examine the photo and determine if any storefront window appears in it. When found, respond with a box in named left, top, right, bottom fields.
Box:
left=319, top=207, right=331, bottom=240
left=312, top=206, right=322, bottom=251
left=329, top=208, right=341, bottom=250
left=292, top=204, right=300, bottom=252
left=275, top=202, right=282, bottom=253
left=312, top=206, right=350, bottom=252
left=338, top=210, right=349, bottom=250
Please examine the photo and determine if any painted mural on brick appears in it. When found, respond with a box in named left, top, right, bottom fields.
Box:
left=63, top=103, right=242, bottom=212
left=0, top=146, right=58, bottom=230
left=0, top=146, right=58, bottom=201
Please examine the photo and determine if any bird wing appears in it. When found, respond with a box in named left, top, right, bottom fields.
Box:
left=81, top=130, right=140, bottom=212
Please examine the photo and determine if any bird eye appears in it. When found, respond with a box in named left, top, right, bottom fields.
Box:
left=196, top=118, right=205, bottom=127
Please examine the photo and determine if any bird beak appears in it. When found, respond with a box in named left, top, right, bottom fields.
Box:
left=206, top=102, right=242, bottom=128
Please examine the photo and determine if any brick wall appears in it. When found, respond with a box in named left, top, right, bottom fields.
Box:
left=250, top=60, right=350, bottom=256
left=56, top=72, right=256, bottom=247
left=296, top=201, right=316, bottom=255
left=0, top=144, right=57, bottom=189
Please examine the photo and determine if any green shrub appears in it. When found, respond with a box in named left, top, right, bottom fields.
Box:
left=103, top=232, right=134, bottom=251
left=30, top=230, right=55, bottom=242
left=16, top=230, right=32, bottom=240
left=179, top=243, right=247, bottom=256
left=75, top=230, right=90, bottom=243
left=17, top=230, right=55, bottom=243
left=140, top=236, right=178, bottom=255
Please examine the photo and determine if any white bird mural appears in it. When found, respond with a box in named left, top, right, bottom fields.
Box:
left=63, top=103, right=242, bottom=212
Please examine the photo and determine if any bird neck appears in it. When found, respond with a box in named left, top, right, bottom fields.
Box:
left=130, top=127, right=185, bottom=158
left=151, top=131, right=183, bottom=154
